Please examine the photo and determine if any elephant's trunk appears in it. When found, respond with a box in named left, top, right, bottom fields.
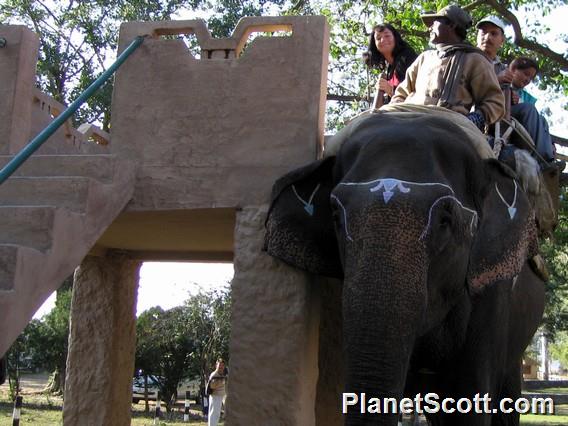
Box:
left=342, top=206, right=428, bottom=425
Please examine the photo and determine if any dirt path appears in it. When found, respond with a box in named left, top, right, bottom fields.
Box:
left=0, top=372, right=49, bottom=393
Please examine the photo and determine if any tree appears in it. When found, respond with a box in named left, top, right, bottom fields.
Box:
left=550, top=330, right=568, bottom=371
left=288, top=0, right=568, bottom=130
left=3, top=275, right=73, bottom=396
left=32, top=276, right=73, bottom=394
left=183, top=289, right=231, bottom=396
left=3, top=1, right=566, bottom=132
left=5, top=326, right=28, bottom=400
left=134, top=288, right=231, bottom=414
left=540, top=187, right=568, bottom=339
left=135, top=306, right=194, bottom=414
left=0, top=0, right=200, bottom=130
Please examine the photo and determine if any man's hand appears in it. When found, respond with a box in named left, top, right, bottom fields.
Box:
left=511, top=90, right=520, bottom=105
left=497, top=69, right=514, bottom=85
left=377, top=77, right=394, bottom=97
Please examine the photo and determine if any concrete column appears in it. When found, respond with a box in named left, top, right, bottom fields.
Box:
left=226, top=205, right=321, bottom=426
left=63, top=254, right=141, bottom=426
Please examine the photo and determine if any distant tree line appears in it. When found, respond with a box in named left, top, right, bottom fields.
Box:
left=5, top=280, right=231, bottom=416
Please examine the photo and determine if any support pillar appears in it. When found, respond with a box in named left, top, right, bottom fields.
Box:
left=225, top=205, right=321, bottom=425
left=63, top=254, right=141, bottom=426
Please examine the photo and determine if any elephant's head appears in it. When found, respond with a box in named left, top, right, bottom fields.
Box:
left=264, top=112, right=538, bottom=425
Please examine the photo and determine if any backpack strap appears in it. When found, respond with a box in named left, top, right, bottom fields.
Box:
left=437, top=50, right=466, bottom=109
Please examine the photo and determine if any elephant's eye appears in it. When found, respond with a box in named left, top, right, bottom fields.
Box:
left=439, top=211, right=452, bottom=228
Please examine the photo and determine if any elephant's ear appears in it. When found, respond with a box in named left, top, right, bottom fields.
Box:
left=264, top=157, right=343, bottom=279
left=467, top=160, right=539, bottom=293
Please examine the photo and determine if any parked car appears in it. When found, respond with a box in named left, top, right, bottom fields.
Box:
left=132, top=375, right=197, bottom=404
left=132, top=375, right=160, bottom=403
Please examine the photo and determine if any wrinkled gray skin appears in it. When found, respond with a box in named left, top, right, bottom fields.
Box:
left=264, top=113, right=545, bottom=426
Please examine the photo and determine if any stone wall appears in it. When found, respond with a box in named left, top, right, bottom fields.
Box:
left=110, top=16, right=329, bottom=211
left=0, top=26, right=38, bottom=154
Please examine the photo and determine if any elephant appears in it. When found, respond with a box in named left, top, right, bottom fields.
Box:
left=264, top=110, right=545, bottom=426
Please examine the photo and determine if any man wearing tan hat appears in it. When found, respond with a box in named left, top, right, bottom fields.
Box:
left=391, top=5, right=504, bottom=130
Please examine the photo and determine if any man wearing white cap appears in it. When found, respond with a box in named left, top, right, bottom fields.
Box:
left=476, top=16, right=514, bottom=84
left=391, top=5, right=504, bottom=130
left=477, top=15, right=555, bottom=161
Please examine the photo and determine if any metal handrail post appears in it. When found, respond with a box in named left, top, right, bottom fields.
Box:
left=0, top=35, right=145, bottom=185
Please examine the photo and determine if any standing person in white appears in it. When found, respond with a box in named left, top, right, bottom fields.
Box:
left=206, top=359, right=227, bottom=426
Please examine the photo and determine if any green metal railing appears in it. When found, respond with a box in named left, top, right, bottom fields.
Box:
left=0, top=35, right=145, bottom=185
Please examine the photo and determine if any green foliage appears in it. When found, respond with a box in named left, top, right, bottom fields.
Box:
left=541, top=187, right=568, bottom=339
left=136, top=306, right=196, bottom=411
left=0, top=0, right=200, bottom=130
left=4, top=276, right=73, bottom=396
left=2, top=0, right=566, bottom=133
left=135, top=288, right=231, bottom=412
left=303, top=0, right=568, bottom=131
left=206, top=0, right=289, bottom=37
left=550, top=330, right=568, bottom=370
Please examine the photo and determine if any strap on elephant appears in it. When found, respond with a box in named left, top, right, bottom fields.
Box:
left=489, top=89, right=561, bottom=237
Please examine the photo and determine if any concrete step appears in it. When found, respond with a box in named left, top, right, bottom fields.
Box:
left=0, top=244, right=44, bottom=292
left=0, top=205, right=55, bottom=251
left=0, top=154, right=115, bottom=183
left=0, top=245, right=19, bottom=292
left=0, top=158, right=136, bottom=356
left=0, top=176, right=90, bottom=212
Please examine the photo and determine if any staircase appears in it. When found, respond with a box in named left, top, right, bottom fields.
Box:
left=0, top=153, right=135, bottom=355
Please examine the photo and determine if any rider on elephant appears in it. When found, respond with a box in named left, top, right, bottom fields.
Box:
left=476, top=16, right=556, bottom=163
left=391, top=5, right=505, bottom=130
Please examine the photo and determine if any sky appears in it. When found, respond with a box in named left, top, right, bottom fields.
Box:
left=34, top=262, right=234, bottom=318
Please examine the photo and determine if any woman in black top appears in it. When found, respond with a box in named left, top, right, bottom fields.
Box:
left=365, top=23, right=418, bottom=103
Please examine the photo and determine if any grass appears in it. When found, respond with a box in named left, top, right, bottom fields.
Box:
left=0, top=388, right=224, bottom=425
left=529, top=388, right=568, bottom=394
left=0, top=392, right=63, bottom=426
left=0, top=375, right=563, bottom=425
left=520, top=404, right=568, bottom=425
left=0, top=391, right=564, bottom=426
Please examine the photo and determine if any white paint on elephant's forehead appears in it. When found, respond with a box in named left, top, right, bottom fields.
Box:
left=339, top=178, right=456, bottom=206
left=420, top=195, right=479, bottom=241
left=340, top=178, right=454, bottom=194
left=292, top=183, right=320, bottom=216
left=495, top=180, right=518, bottom=220
left=330, top=194, right=354, bottom=242
left=334, top=177, right=479, bottom=243
left=369, top=178, right=411, bottom=204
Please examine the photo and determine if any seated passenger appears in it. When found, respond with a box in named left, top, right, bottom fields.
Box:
left=364, top=23, right=418, bottom=104
left=391, top=4, right=504, bottom=129
left=509, top=57, right=555, bottom=161
left=476, top=18, right=555, bottom=162
left=475, top=15, right=513, bottom=84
